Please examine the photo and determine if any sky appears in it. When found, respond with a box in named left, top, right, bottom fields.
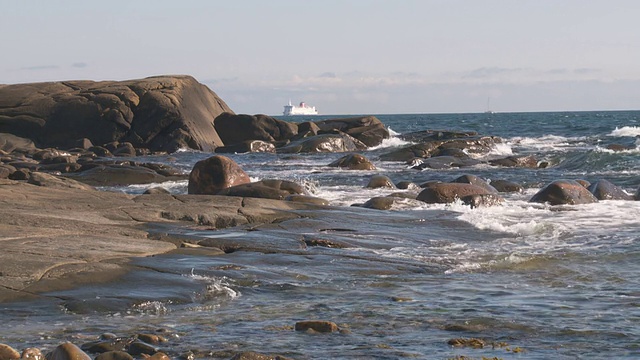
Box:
left=2, top=0, right=639, bottom=115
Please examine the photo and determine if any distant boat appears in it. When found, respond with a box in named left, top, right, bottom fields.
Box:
left=283, top=100, right=318, bottom=116
left=484, top=97, right=495, bottom=114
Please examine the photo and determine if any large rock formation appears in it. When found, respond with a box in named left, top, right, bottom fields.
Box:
left=213, top=113, right=297, bottom=146
left=0, top=75, right=233, bottom=153
left=530, top=180, right=599, bottom=205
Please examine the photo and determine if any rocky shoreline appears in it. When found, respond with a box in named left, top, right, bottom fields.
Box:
left=2, top=76, right=639, bottom=360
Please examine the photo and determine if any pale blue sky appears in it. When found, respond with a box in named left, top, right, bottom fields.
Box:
left=2, top=1, right=639, bottom=114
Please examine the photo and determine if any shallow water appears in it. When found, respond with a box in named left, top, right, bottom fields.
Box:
left=2, top=111, right=640, bottom=359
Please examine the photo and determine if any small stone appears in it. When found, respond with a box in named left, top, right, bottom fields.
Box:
left=46, top=342, right=92, bottom=360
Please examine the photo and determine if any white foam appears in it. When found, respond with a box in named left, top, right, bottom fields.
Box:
left=609, top=126, right=640, bottom=137
left=368, top=134, right=411, bottom=150
left=187, top=271, right=240, bottom=300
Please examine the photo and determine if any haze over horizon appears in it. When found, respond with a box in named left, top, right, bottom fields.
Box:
left=2, top=1, right=639, bottom=115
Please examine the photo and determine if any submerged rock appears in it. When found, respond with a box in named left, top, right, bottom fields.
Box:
left=328, top=153, right=376, bottom=170
left=294, top=320, right=339, bottom=333
left=365, top=175, right=395, bottom=189
left=490, top=179, right=524, bottom=193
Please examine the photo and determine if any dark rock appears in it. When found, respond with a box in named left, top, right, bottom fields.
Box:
left=489, top=155, right=540, bottom=168
left=136, top=334, right=167, bottom=345
left=214, top=113, right=297, bottom=146
left=112, top=142, right=136, bottom=157
left=88, top=146, right=113, bottom=157
left=277, top=133, right=367, bottom=154
left=188, top=155, right=251, bottom=195
left=380, top=142, right=441, bottom=162
left=490, top=179, right=524, bottom=193
left=327, top=153, right=376, bottom=170
left=400, top=129, right=479, bottom=143
left=417, top=183, right=496, bottom=204
left=575, top=179, right=591, bottom=188
left=126, top=341, right=158, bottom=356
left=0, top=75, right=232, bottom=152
left=21, top=348, right=43, bottom=360
left=39, top=162, right=83, bottom=173
left=215, top=140, right=276, bottom=154
left=360, top=197, right=395, bottom=210
left=291, top=121, right=320, bottom=140
left=313, top=116, right=389, bottom=147
left=46, top=342, right=91, bottom=360
left=94, top=351, right=133, bottom=360
left=8, top=168, right=30, bottom=180
left=530, top=180, right=599, bottom=205
left=587, top=179, right=633, bottom=200
left=451, top=174, right=498, bottom=193
left=395, top=181, right=420, bottom=190
left=365, top=175, right=396, bottom=189
left=143, top=187, right=171, bottom=195
left=294, top=320, right=339, bottom=333
left=217, top=180, right=306, bottom=200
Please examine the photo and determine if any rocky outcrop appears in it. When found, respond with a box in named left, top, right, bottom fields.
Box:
left=530, top=180, right=598, bottom=205
left=213, top=113, right=297, bottom=146
left=0, top=75, right=232, bottom=153
left=328, top=153, right=376, bottom=170
left=313, top=116, right=389, bottom=147
left=188, top=155, right=250, bottom=195
left=277, top=133, right=367, bottom=154
left=380, top=130, right=500, bottom=163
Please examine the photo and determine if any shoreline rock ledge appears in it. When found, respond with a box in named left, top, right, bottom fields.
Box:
left=0, top=75, right=233, bottom=153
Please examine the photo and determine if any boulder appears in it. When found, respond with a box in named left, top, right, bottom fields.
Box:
left=365, top=175, right=396, bottom=189
left=379, top=143, right=441, bottom=162
left=327, top=153, right=376, bottom=170
left=21, top=348, right=42, bottom=360
left=0, top=75, right=232, bottom=152
left=214, top=113, right=297, bottom=146
left=530, top=180, right=599, bottom=205
left=587, top=179, right=633, bottom=200
left=46, top=343, right=91, bottom=360
left=217, top=180, right=306, bottom=200
left=112, top=142, right=137, bottom=157
left=416, top=183, right=496, bottom=204
left=451, top=174, right=498, bottom=193
left=359, top=196, right=395, bottom=210
left=188, top=155, right=251, bottom=195
left=490, top=179, right=524, bottom=193
left=0, top=164, right=16, bottom=179
left=313, top=116, right=389, bottom=147
left=380, top=131, right=500, bottom=162
left=215, top=140, right=276, bottom=154
left=277, top=133, right=367, bottom=154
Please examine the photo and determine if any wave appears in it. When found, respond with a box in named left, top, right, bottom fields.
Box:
left=608, top=126, right=640, bottom=137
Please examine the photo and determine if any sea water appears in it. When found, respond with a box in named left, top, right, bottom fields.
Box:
left=1, top=111, right=639, bottom=359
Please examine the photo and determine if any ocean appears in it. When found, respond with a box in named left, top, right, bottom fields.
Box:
left=2, top=111, right=640, bottom=359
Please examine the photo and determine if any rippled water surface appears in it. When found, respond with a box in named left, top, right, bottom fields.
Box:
left=2, top=111, right=640, bottom=359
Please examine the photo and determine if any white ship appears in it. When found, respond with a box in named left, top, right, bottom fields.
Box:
left=283, top=100, right=318, bottom=116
